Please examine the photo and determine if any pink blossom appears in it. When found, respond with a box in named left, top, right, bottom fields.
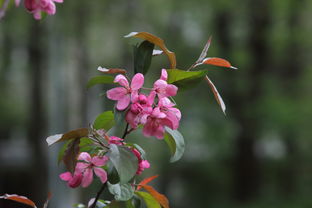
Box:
left=153, top=69, right=177, bottom=99
left=108, top=136, right=124, bottom=145
left=125, top=92, right=155, bottom=128
left=59, top=171, right=83, bottom=188
left=15, top=0, right=21, bottom=6
left=132, top=148, right=150, bottom=175
left=107, top=73, right=144, bottom=111
left=24, top=0, right=63, bottom=20
left=60, top=152, right=108, bottom=188
left=142, top=98, right=181, bottom=139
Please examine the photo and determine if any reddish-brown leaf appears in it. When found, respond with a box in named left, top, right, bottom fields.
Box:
left=125, top=32, right=176, bottom=69
left=0, top=194, right=37, bottom=207
left=202, top=57, right=237, bottom=69
left=97, top=66, right=127, bottom=74
left=137, top=175, right=159, bottom=191
left=205, top=75, right=226, bottom=115
left=63, top=138, right=80, bottom=172
left=46, top=128, right=88, bottom=146
left=139, top=185, right=169, bottom=208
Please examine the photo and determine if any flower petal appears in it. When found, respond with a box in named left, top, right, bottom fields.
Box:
left=94, top=167, right=108, bottom=183
left=107, top=87, right=128, bottom=101
left=116, top=95, right=131, bottom=110
left=82, top=168, right=93, bottom=188
left=75, top=162, right=89, bottom=173
left=68, top=173, right=83, bottom=188
left=114, top=74, right=129, bottom=88
left=153, top=79, right=167, bottom=90
left=165, top=84, right=178, bottom=97
left=160, top=69, right=168, bottom=81
left=92, top=156, right=109, bottom=167
left=78, top=152, right=92, bottom=162
left=131, top=73, right=144, bottom=90
left=59, top=172, right=72, bottom=181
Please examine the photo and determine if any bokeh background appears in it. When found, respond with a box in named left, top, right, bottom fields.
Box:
left=1, top=0, right=312, bottom=207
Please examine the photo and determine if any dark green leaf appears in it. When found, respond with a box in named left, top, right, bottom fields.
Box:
left=107, top=182, right=134, bottom=201
left=87, top=75, right=114, bottom=89
left=134, top=41, right=154, bottom=75
left=164, top=127, right=185, bottom=163
left=94, top=111, right=115, bottom=130
left=57, top=140, right=71, bottom=164
left=166, top=69, right=208, bottom=90
left=63, top=138, right=80, bottom=172
left=109, top=144, right=138, bottom=184
left=135, top=192, right=161, bottom=208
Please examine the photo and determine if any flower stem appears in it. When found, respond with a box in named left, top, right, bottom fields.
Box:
left=122, top=123, right=129, bottom=139
left=90, top=183, right=106, bottom=208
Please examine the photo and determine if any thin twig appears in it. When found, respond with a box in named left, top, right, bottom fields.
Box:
left=90, top=183, right=106, bottom=208
left=121, top=123, right=129, bottom=139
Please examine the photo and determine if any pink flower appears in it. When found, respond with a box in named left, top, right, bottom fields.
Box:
left=108, top=136, right=124, bottom=145
left=59, top=171, right=83, bottom=188
left=132, top=148, right=150, bottom=175
left=143, top=98, right=181, bottom=139
left=15, top=0, right=21, bottom=6
left=24, top=0, right=63, bottom=20
left=153, top=69, right=178, bottom=99
left=107, top=73, right=144, bottom=111
left=75, top=152, right=108, bottom=188
left=125, top=92, right=155, bottom=129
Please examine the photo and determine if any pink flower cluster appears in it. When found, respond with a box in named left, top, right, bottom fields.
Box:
left=60, top=152, right=108, bottom=188
left=59, top=135, right=150, bottom=188
left=23, top=0, right=63, bottom=19
left=107, top=69, right=181, bottom=139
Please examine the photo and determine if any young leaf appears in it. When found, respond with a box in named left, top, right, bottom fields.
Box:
left=107, top=182, right=134, bottom=201
left=134, top=40, right=154, bottom=75
left=46, top=128, right=88, bottom=146
left=138, top=185, right=169, bottom=208
left=108, top=144, right=138, bottom=184
left=137, top=175, right=159, bottom=191
left=0, top=194, right=37, bottom=208
left=135, top=191, right=161, bottom=208
left=86, top=75, right=115, bottom=89
left=125, top=32, right=176, bottom=69
left=57, top=140, right=71, bottom=164
left=205, top=75, right=226, bottom=115
left=196, top=36, right=212, bottom=64
left=97, top=66, right=127, bottom=74
left=63, top=138, right=80, bottom=172
left=166, top=69, right=207, bottom=90
left=93, top=111, right=115, bottom=131
left=199, top=57, right=237, bottom=70
left=164, top=127, right=185, bottom=163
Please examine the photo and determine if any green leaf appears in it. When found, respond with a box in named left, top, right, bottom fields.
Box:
left=94, top=111, right=115, bottom=131
left=135, top=192, right=161, bottom=208
left=63, top=138, right=80, bottom=172
left=87, top=75, right=114, bottom=89
left=164, top=127, right=185, bottom=163
left=125, top=32, right=176, bottom=69
left=57, top=140, right=71, bottom=164
left=166, top=69, right=208, bottom=90
left=109, top=144, right=138, bottom=184
left=134, top=41, right=154, bottom=75
left=107, top=182, right=134, bottom=201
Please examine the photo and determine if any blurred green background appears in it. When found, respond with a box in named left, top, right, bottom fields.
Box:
left=1, top=0, right=312, bottom=207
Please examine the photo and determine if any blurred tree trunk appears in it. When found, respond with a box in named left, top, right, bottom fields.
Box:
left=214, top=0, right=270, bottom=202
left=27, top=21, right=48, bottom=205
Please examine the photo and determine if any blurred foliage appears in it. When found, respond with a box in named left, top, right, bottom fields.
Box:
left=1, top=0, right=312, bottom=208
